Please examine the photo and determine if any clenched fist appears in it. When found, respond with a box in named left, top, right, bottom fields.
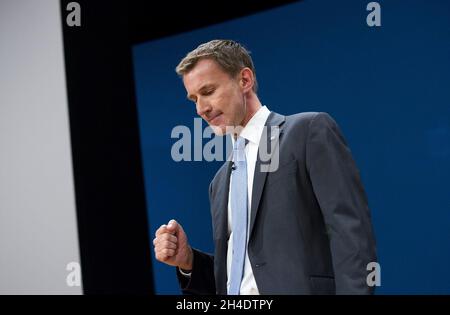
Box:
left=153, top=219, right=193, bottom=271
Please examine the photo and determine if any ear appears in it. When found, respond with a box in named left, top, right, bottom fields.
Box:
left=239, top=67, right=254, bottom=93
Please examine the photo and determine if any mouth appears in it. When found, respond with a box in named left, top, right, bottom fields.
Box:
left=208, top=113, right=222, bottom=125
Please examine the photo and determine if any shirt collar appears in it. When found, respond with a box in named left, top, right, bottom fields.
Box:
left=232, top=105, right=271, bottom=146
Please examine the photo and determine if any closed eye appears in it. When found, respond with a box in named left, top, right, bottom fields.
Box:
left=187, top=85, right=216, bottom=103
left=202, top=89, right=214, bottom=96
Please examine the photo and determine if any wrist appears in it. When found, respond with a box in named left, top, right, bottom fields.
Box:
left=179, top=246, right=193, bottom=272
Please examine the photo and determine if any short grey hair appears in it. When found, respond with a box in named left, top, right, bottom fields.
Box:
left=175, top=39, right=258, bottom=93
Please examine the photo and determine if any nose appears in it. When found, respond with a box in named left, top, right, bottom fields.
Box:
left=196, top=98, right=212, bottom=117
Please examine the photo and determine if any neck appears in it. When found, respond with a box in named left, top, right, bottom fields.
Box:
left=240, top=92, right=262, bottom=128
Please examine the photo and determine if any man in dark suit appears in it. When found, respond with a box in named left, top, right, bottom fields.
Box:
left=153, top=39, right=377, bottom=294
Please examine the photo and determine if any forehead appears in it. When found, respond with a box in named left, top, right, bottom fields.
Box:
left=183, top=58, right=230, bottom=89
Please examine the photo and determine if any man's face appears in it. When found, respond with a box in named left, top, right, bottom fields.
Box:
left=183, top=58, right=246, bottom=135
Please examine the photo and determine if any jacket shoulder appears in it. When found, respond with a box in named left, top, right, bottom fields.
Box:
left=286, top=111, right=319, bottom=124
left=284, top=111, right=337, bottom=128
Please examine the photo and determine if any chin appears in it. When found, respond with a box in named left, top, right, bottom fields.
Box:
left=210, top=124, right=227, bottom=136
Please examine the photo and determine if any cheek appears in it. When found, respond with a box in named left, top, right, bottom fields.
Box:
left=215, top=89, right=242, bottom=120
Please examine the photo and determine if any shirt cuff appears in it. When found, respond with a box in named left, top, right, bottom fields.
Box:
left=178, top=267, right=192, bottom=277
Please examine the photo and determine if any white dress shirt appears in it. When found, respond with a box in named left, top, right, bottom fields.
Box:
left=227, top=105, right=271, bottom=295
left=179, top=106, right=271, bottom=295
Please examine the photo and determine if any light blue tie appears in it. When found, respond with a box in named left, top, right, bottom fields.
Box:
left=228, top=136, right=248, bottom=295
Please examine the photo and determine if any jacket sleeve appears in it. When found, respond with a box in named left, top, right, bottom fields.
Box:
left=176, top=248, right=216, bottom=295
left=305, top=112, right=377, bottom=294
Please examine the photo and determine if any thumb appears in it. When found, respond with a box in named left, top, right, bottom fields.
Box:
left=167, top=219, right=179, bottom=233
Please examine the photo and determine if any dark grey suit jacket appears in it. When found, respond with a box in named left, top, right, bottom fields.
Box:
left=177, top=111, right=377, bottom=294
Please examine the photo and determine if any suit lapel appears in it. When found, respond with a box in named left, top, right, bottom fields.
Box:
left=211, top=160, right=233, bottom=241
left=249, top=112, right=286, bottom=239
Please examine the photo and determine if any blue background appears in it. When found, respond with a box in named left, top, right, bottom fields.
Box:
left=132, top=0, right=450, bottom=294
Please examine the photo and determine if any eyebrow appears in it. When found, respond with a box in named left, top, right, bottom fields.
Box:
left=187, top=84, right=215, bottom=101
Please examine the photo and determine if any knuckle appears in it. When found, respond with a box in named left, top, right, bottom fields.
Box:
left=155, top=225, right=166, bottom=236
